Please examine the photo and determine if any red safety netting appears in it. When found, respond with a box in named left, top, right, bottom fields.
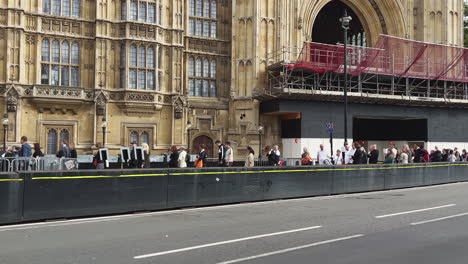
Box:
left=289, top=35, right=468, bottom=83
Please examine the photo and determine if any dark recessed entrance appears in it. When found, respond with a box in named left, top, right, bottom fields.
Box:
left=312, top=1, right=366, bottom=46
left=353, top=118, right=428, bottom=142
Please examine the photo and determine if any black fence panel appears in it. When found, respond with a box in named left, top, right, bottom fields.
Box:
left=332, top=166, right=385, bottom=194
left=262, top=167, right=332, bottom=200
left=0, top=173, right=23, bottom=224
left=167, top=167, right=265, bottom=208
left=383, top=164, right=427, bottom=189
left=22, top=169, right=168, bottom=221
left=449, top=164, right=468, bottom=182
left=424, top=164, right=451, bottom=185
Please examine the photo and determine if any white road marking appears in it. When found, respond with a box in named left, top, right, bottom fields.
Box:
left=375, top=204, right=456, bottom=219
left=1, top=181, right=466, bottom=232
left=133, top=226, right=322, bottom=259
left=216, top=234, right=364, bottom=264
left=411, top=212, right=468, bottom=225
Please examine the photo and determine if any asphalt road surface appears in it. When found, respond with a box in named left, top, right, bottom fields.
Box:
left=1, top=182, right=468, bottom=264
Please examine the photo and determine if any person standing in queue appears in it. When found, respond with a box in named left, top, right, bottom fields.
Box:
left=194, top=144, right=206, bottom=168
left=368, top=144, right=379, bottom=164
left=225, top=141, right=234, bottom=167
left=301, top=147, right=312, bottom=166
left=334, top=149, right=344, bottom=165
left=178, top=146, right=187, bottom=168
left=352, top=142, right=363, bottom=165
left=245, top=146, right=255, bottom=167
left=215, top=140, right=225, bottom=166
left=142, top=143, right=150, bottom=168
left=169, top=146, right=179, bottom=168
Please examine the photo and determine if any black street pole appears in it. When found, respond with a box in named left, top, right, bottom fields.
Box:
left=3, top=125, right=6, bottom=152
left=340, top=10, right=352, bottom=146
left=102, top=117, right=106, bottom=147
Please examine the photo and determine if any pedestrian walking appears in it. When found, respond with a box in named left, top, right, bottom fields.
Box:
left=245, top=146, right=255, bottom=167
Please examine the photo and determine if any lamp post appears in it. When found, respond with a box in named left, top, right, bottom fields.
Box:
left=2, top=114, right=8, bottom=152
left=258, top=123, right=264, bottom=159
left=339, top=10, right=352, bottom=146
left=186, top=120, right=192, bottom=154
left=101, top=117, right=107, bottom=147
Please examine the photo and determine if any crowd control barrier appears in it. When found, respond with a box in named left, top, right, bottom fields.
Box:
left=1, top=162, right=468, bottom=225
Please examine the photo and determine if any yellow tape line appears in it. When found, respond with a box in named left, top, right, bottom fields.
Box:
left=0, top=179, right=23, bottom=182
left=32, top=173, right=166, bottom=180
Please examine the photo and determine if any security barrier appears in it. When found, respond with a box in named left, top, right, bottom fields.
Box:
left=1, top=162, right=468, bottom=225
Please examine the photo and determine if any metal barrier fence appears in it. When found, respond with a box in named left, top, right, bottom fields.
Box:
left=0, top=157, right=79, bottom=172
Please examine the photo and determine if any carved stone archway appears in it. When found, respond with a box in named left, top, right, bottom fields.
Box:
left=299, top=0, right=407, bottom=46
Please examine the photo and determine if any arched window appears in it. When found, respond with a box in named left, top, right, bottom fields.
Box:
left=195, top=0, right=202, bottom=16
left=140, top=132, right=149, bottom=144
left=53, top=0, right=61, bottom=15
left=47, top=129, right=58, bottom=155
left=203, top=59, right=209, bottom=77
left=52, top=40, right=60, bottom=63
left=130, top=131, right=138, bottom=145
left=138, top=70, right=145, bottom=89
left=41, top=65, right=49, bottom=84
left=210, top=81, right=216, bottom=97
left=72, top=0, right=80, bottom=17
left=138, top=46, right=146, bottom=67
left=61, top=65, right=69, bottom=86
left=203, top=80, right=209, bottom=97
left=43, top=0, right=51, bottom=14
left=188, top=79, right=194, bottom=96
left=147, top=70, right=155, bottom=90
left=210, top=22, right=216, bottom=38
left=203, top=0, right=210, bottom=17
left=188, top=57, right=194, bottom=76
left=62, top=0, right=70, bottom=16
left=129, top=69, right=137, bottom=88
left=211, top=0, right=216, bottom=18
left=210, top=59, right=216, bottom=78
left=195, top=58, right=202, bottom=77
left=195, top=79, right=202, bottom=96
left=41, top=39, right=50, bottom=62
left=129, top=45, right=137, bottom=67
left=60, top=129, right=70, bottom=143
left=61, top=41, right=69, bottom=63
left=147, top=46, right=154, bottom=68
left=71, top=42, right=79, bottom=64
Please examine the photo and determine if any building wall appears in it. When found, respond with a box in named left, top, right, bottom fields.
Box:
left=0, top=0, right=464, bottom=157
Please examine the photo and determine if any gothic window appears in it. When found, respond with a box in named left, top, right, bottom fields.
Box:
left=128, top=129, right=152, bottom=145
left=47, top=129, right=58, bottom=155
left=46, top=127, right=73, bottom=155
left=189, top=0, right=217, bottom=38
left=121, top=1, right=127, bottom=20
left=44, top=0, right=80, bottom=17
left=41, top=38, right=80, bottom=87
left=124, top=0, right=160, bottom=24
left=43, top=0, right=51, bottom=14
left=127, top=44, right=159, bottom=90
left=188, top=56, right=217, bottom=97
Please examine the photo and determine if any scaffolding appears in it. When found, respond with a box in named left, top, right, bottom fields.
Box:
left=259, top=35, right=468, bottom=107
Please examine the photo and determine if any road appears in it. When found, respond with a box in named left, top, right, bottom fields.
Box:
left=1, top=182, right=468, bottom=264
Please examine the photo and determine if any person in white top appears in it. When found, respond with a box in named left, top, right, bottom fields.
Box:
left=273, top=145, right=281, bottom=157
left=317, top=144, right=329, bottom=165
left=225, top=141, right=234, bottom=166
left=245, top=146, right=255, bottom=167
left=344, top=143, right=354, bottom=164
left=334, top=149, right=344, bottom=165
left=178, top=147, right=187, bottom=168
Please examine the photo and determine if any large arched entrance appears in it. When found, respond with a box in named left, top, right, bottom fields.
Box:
left=312, top=1, right=367, bottom=46
left=192, top=135, right=214, bottom=158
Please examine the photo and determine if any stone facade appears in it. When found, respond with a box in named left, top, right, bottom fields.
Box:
left=0, top=0, right=463, bottom=157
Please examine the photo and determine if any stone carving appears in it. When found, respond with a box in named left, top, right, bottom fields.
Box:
left=172, top=95, right=187, bottom=119
left=35, top=86, right=82, bottom=99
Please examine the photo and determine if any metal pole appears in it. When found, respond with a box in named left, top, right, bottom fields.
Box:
left=3, top=125, right=6, bottom=152
left=187, top=129, right=190, bottom=154
left=343, top=15, right=349, bottom=146
left=102, top=127, right=106, bottom=147
left=258, top=133, right=262, bottom=159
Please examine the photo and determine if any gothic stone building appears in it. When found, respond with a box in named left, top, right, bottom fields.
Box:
left=0, top=0, right=464, bottom=158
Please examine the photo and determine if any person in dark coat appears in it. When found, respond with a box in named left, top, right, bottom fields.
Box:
left=32, top=143, right=44, bottom=158
left=56, top=140, right=70, bottom=158
left=413, top=144, right=426, bottom=163
left=169, top=146, right=179, bottom=168
left=432, top=146, right=442, bottom=162
left=215, top=140, right=225, bottom=166
left=368, top=144, right=379, bottom=164
left=69, top=143, right=78, bottom=159
left=352, top=142, right=363, bottom=165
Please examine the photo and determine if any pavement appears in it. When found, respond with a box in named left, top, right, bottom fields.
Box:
left=1, top=181, right=468, bottom=264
